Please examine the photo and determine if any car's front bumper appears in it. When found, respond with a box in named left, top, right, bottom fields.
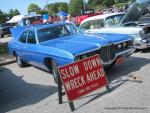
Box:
left=102, top=47, right=135, bottom=66
left=134, top=40, right=150, bottom=49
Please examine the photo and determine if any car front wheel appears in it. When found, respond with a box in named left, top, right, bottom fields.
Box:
left=51, top=60, right=59, bottom=84
left=16, top=55, right=27, bottom=67
left=0, top=34, right=4, bottom=38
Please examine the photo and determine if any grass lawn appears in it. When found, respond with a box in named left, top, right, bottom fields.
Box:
left=0, top=43, right=8, bottom=55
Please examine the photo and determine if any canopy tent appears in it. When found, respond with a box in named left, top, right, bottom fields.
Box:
left=57, top=11, right=68, bottom=17
left=7, top=15, right=24, bottom=23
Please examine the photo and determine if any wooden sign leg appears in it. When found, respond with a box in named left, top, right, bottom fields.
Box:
left=69, top=101, right=75, bottom=111
left=58, top=74, right=63, bottom=104
left=57, top=74, right=75, bottom=111
left=106, top=84, right=110, bottom=93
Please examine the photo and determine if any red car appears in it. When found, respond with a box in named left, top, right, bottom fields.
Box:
left=74, top=9, right=103, bottom=25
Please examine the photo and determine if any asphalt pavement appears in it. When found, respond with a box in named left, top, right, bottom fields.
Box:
left=0, top=49, right=150, bottom=113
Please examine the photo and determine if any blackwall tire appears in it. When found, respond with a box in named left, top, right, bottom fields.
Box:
left=51, top=60, right=59, bottom=84
left=16, top=55, right=27, bottom=67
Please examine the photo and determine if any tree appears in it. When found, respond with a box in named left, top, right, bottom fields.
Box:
left=7, top=9, right=20, bottom=19
left=13, top=9, right=20, bottom=15
left=8, top=9, right=14, bottom=18
left=39, top=10, right=48, bottom=15
left=69, top=0, right=84, bottom=16
left=45, top=4, right=57, bottom=15
left=0, top=10, right=6, bottom=24
left=44, top=2, right=68, bottom=15
left=87, top=0, right=102, bottom=8
left=27, top=4, right=41, bottom=14
left=102, top=0, right=115, bottom=7
left=58, top=3, right=68, bottom=12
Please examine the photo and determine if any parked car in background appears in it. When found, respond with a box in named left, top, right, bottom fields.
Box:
left=80, top=12, right=150, bottom=49
left=18, top=15, right=43, bottom=26
left=8, top=23, right=135, bottom=83
left=138, top=15, right=150, bottom=26
left=74, top=9, right=102, bottom=25
left=0, top=23, right=14, bottom=38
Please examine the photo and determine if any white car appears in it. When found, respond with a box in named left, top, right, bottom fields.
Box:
left=80, top=12, right=150, bottom=49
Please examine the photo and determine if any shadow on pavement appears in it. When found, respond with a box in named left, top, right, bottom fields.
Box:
left=141, top=48, right=150, bottom=53
left=106, top=56, right=150, bottom=82
left=75, top=55, right=150, bottom=110
left=0, top=67, right=57, bottom=113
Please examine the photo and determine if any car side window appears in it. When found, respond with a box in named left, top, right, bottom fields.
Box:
left=19, top=31, right=28, bottom=43
left=105, top=14, right=124, bottom=27
left=27, top=30, right=36, bottom=44
left=80, top=21, right=91, bottom=30
left=105, top=16, right=115, bottom=27
left=81, top=19, right=104, bottom=30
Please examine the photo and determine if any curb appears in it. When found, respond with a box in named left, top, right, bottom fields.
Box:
left=0, top=59, right=16, bottom=66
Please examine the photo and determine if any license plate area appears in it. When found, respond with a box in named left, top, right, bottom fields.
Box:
left=115, top=56, right=125, bottom=65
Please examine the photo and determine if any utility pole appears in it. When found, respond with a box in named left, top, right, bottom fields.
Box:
left=83, top=0, right=86, bottom=10
left=46, top=0, right=50, bottom=15
left=83, top=0, right=88, bottom=10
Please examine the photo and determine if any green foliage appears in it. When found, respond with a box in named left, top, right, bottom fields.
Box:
left=58, top=3, right=68, bottom=12
left=8, top=9, right=20, bottom=19
left=69, top=0, right=84, bottom=16
left=27, top=4, right=41, bottom=14
left=102, top=0, right=115, bottom=7
left=87, top=0, right=134, bottom=10
left=13, top=9, right=20, bottom=15
left=39, top=10, right=48, bottom=15
left=114, top=0, right=135, bottom=4
left=0, top=10, right=6, bottom=24
left=0, top=43, right=8, bottom=54
left=45, top=2, right=68, bottom=15
left=87, top=0, right=102, bottom=8
left=114, top=3, right=126, bottom=8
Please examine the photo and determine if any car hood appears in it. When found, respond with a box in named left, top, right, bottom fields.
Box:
left=86, top=27, right=142, bottom=35
left=121, top=0, right=150, bottom=24
left=93, top=33, right=133, bottom=43
left=40, top=34, right=109, bottom=56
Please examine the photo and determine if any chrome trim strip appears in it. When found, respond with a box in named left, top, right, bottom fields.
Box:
left=113, top=39, right=133, bottom=44
left=101, top=47, right=135, bottom=65
left=74, top=47, right=101, bottom=58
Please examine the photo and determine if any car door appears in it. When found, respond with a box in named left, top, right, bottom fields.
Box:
left=25, top=30, right=40, bottom=67
left=17, top=30, right=29, bottom=59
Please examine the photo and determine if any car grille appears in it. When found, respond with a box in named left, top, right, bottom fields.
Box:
left=75, top=40, right=133, bottom=63
left=99, top=45, right=113, bottom=62
left=75, top=45, right=114, bottom=62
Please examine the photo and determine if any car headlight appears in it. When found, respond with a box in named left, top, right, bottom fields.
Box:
left=123, top=42, right=127, bottom=47
left=139, top=29, right=146, bottom=37
left=117, top=44, right=122, bottom=49
left=141, top=39, right=147, bottom=43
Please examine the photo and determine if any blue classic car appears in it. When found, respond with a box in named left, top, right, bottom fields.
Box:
left=8, top=23, right=135, bottom=83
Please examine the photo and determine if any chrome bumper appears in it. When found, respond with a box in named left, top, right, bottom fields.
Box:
left=134, top=41, right=150, bottom=49
left=102, top=47, right=135, bottom=66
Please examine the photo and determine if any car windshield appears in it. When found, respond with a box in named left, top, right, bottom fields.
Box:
left=37, top=24, right=82, bottom=42
left=80, top=19, right=104, bottom=30
left=105, top=14, right=125, bottom=27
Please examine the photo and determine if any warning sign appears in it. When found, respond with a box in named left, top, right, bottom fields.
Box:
left=58, top=54, right=108, bottom=101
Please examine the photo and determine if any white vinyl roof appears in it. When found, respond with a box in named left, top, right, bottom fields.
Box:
left=80, top=12, right=125, bottom=25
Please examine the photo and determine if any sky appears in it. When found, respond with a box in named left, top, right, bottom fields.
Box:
left=0, top=0, right=69, bottom=15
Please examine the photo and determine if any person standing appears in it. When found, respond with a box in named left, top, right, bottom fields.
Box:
left=65, top=14, right=72, bottom=23
left=60, top=15, right=66, bottom=22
